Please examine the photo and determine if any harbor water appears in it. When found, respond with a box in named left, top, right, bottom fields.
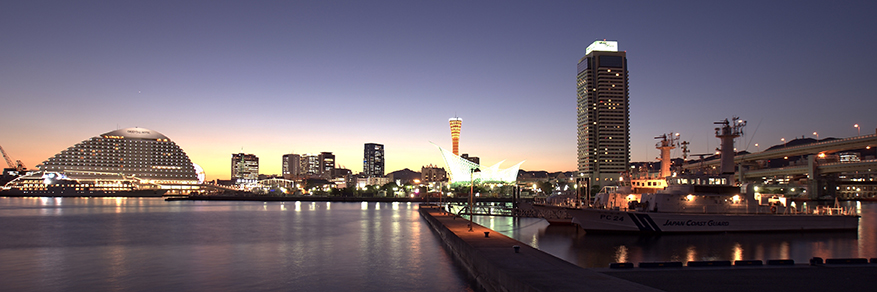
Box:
left=5, top=197, right=876, bottom=291
left=473, top=201, right=877, bottom=268
left=0, top=198, right=474, bottom=291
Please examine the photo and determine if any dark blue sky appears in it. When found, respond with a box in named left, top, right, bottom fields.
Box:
left=2, top=1, right=875, bottom=179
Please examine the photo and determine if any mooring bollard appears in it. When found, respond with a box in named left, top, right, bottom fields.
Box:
left=513, top=245, right=520, bottom=253
left=484, top=232, right=490, bottom=238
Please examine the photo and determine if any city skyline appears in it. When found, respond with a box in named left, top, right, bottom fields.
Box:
left=2, top=1, right=876, bottom=181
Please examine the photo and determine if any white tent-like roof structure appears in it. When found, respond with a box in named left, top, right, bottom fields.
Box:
left=434, top=144, right=523, bottom=186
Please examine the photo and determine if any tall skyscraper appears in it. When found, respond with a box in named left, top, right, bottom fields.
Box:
left=363, top=143, right=384, bottom=177
left=576, top=40, right=630, bottom=184
left=449, top=117, right=462, bottom=155
left=231, top=153, right=259, bottom=184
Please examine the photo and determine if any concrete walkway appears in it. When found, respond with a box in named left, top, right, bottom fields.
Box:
left=422, top=205, right=877, bottom=292
left=420, top=206, right=661, bottom=292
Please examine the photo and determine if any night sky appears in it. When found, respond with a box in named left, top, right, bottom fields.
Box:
left=2, top=1, right=876, bottom=180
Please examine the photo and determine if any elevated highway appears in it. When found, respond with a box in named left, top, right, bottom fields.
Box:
left=683, top=133, right=877, bottom=171
left=741, top=159, right=877, bottom=179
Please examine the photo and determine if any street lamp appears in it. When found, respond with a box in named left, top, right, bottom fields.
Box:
left=755, top=143, right=759, bottom=152
left=468, top=167, right=481, bottom=232
left=781, top=138, right=786, bottom=147
left=813, top=132, right=819, bottom=140
left=855, top=124, right=860, bottom=136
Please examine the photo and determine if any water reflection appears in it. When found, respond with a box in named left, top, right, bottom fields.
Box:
left=0, top=198, right=473, bottom=291
left=474, top=201, right=877, bottom=268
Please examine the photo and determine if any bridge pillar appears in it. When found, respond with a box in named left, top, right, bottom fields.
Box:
left=737, top=164, right=745, bottom=185
left=807, top=155, right=819, bottom=200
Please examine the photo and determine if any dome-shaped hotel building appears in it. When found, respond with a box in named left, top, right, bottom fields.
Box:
left=2, top=128, right=202, bottom=196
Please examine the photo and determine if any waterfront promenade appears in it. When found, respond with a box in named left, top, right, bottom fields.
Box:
left=420, top=206, right=877, bottom=292
left=419, top=206, right=660, bottom=292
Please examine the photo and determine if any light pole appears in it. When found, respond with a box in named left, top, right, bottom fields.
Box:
left=755, top=143, right=759, bottom=152
left=813, top=132, right=819, bottom=140
left=855, top=124, right=860, bottom=136
left=469, top=167, right=481, bottom=232
left=781, top=138, right=786, bottom=147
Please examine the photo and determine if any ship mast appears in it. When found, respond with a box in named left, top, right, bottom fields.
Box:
left=655, top=133, right=680, bottom=178
left=714, top=117, right=746, bottom=175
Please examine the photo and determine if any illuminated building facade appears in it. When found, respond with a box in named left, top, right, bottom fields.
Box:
left=421, top=165, right=447, bottom=182
left=282, top=154, right=302, bottom=180
left=449, top=117, right=462, bottom=156
left=303, top=154, right=320, bottom=176
left=435, top=144, right=522, bottom=186
left=2, top=127, right=200, bottom=196
left=319, top=152, right=335, bottom=177
left=231, top=153, right=259, bottom=184
left=281, top=152, right=335, bottom=179
left=363, top=143, right=384, bottom=177
left=577, top=40, right=630, bottom=184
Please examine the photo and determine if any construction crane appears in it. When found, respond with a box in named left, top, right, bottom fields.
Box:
left=0, top=145, right=25, bottom=171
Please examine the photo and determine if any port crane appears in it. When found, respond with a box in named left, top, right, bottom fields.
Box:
left=0, top=145, right=25, bottom=171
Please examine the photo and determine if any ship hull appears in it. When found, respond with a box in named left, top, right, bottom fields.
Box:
left=533, top=204, right=859, bottom=233
left=0, top=189, right=167, bottom=197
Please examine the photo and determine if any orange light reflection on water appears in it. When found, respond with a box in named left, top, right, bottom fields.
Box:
left=732, top=243, right=743, bottom=262
left=615, top=246, right=629, bottom=263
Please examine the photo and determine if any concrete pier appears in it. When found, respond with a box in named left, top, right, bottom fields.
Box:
left=420, top=205, right=877, bottom=292
left=419, top=206, right=660, bottom=292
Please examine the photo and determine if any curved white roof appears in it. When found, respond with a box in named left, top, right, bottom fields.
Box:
left=100, top=127, right=169, bottom=140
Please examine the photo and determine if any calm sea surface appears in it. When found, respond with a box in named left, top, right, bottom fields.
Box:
left=0, top=198, right=474, bottom=291
left=473, top=201, right=877, bottom=268
left=4, top=198, right=876, bottom=291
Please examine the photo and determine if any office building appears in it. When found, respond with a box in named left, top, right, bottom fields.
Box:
left=319, top=152, right=335, bottom=177
left=232, top=153, right=259, bottom=184
left=363, top=143, right=384, bottom=177
left=282, top=154, right=302, bottom=180
left=576, top=40, right=630, bottom=184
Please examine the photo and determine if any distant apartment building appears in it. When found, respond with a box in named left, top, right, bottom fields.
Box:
left=231, top=153, right=259, bottom=184
left=421, top=165, right=447, bottom=182
left=363, top=143, right=384, bottom=177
